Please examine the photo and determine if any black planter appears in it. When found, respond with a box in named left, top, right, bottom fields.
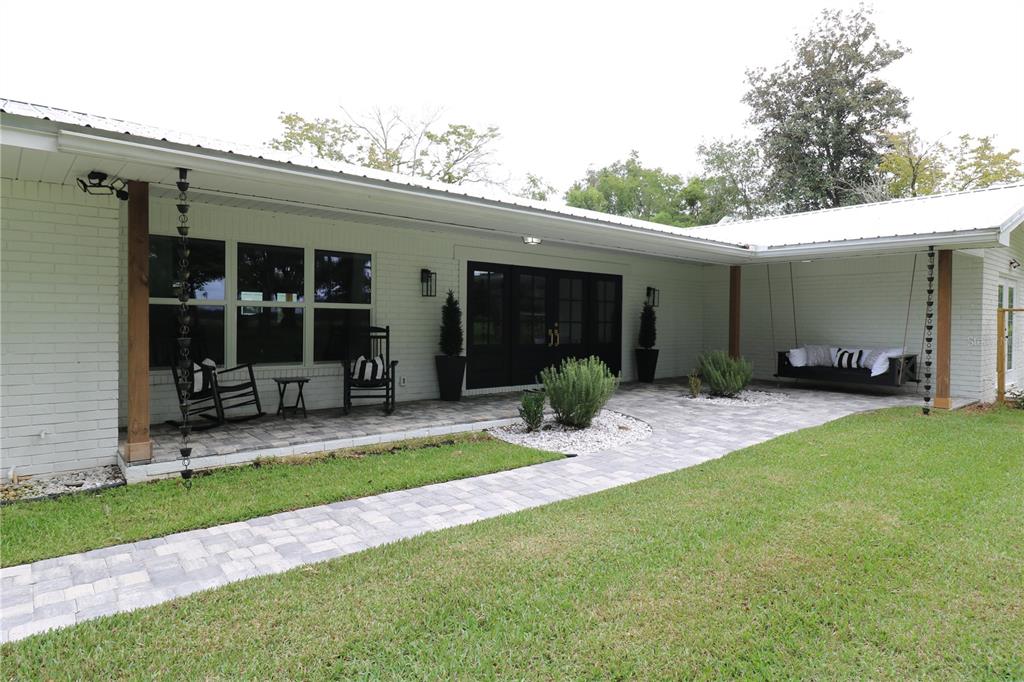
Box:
left=435, top=355, right=467, bottom=401
left=635, top=348, right=659, bottom=383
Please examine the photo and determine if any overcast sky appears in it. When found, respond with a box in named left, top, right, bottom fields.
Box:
left=2, top=0, right=1022, bottom=194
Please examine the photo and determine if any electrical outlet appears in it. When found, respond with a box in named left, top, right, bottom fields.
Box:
left=399, top=376, right=407, bottom=386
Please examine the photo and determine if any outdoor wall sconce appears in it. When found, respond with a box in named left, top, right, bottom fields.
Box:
left=420, top=268, right=437, bottom=297
left=1011, top=258, right=1021, bottom=270
left=76, top=170, right=129, bottom=200
left=522, top=235, right=542, bottom=246
left=646, top=287, right=660, bottom=307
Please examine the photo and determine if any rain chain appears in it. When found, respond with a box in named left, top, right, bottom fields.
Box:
left=922, top=246, right=935, bottom=415
left=174, top=168, right=195, bottom=486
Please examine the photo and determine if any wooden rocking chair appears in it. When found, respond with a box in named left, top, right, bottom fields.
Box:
left=170, top=360, right=264, bottom=427
left=342, top=326, right=398, bottom=415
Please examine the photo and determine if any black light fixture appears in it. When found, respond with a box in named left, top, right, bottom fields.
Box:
left=646, top=286, right=660, bottom=307
left=1011, top=258, right=1021, bottom=270
left=76, top=170, right=129, bottom=200
left=420, top=268, right=437, bottom=297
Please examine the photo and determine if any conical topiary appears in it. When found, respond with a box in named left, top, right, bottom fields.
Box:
left=439, top=289, right=464, bottom=356
left=638, top=302, right=657, bottom=349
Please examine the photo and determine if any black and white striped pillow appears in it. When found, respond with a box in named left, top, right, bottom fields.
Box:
left=834, top=348, right=866, bottom=369
left=351, top=354, right=386, bottom=382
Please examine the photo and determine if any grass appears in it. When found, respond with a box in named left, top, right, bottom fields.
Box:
left=4, top=406, right=1023, bottom=679
left=0, top=433, right=561, bottom=567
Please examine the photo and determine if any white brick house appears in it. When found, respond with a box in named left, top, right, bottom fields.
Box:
left=2, top=100, right=1023, bottom=478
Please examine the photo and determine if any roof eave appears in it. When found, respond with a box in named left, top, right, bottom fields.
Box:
left=756, top=228, right=1004, bottom=260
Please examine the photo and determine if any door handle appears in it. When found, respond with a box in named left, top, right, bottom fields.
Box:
left=547, top=329, right=554, bottom=347
left=553, top=328, right=560, bottom=347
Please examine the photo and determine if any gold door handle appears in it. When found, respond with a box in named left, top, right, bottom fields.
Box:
left=547, top=329, right=554, bottom=347
left=553, top=328, right=560, bottom=347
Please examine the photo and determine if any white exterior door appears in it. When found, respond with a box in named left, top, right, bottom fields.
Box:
left=998, top=279, right=1022, bottom=387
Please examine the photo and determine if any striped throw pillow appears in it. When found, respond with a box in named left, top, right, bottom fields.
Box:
left=351, top=355, right=386, bottom=382
left=834, top=348, right=867, bottom=369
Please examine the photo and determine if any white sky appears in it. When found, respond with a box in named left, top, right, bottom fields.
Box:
left=2, top=0, right=1022, bottom=194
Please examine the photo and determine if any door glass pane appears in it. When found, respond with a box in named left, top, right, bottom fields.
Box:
left=149, top=304, right=224, bottom=367
left=237, top=306, right=304, bottom=364
left=149, top=235, right=225, bottom=300
left=471, top=269, right=503, bottom=345
left=314, top=250, right=372, bottom=303
left=237, top=243, right=304, bottom=302
left=518, top=274, right=547, bottom=345
left=558, top=277, right=584, bottom=344
left=595, top=279, right=617, bottom=344
left=313, top=308, right=371, bottom=362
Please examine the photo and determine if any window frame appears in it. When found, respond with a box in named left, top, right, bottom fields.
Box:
left=148, top=232, right=373, bottom=369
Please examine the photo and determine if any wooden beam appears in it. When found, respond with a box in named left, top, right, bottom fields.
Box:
left=729, top=266, right=741, bottom=359
left=125, top=181, right=152, bottom=462
left=933, top=250, right=952, bottom=410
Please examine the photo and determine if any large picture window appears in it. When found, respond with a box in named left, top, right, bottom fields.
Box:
left=149, top=235, right=372, bottom=367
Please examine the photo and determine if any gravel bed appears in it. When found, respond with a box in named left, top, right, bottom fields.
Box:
left=686, top=389, right=790, bottom=407
left=0, top=465, right=124, bottom=503
left=489, top=409, right=652, bottom=455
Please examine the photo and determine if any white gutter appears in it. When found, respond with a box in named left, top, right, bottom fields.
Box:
left=55, top=129, right=751, bottom=262
left=756, top=228, right=1004, bottom=260
left=997, top=204, right=1024, bottom=246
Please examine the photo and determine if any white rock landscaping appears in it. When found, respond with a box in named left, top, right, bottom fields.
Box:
left=489, top=409, right=652, bottom=455
left=0, top=465, right=124, bottom=503
left=686, top=389, right=790, bottom=407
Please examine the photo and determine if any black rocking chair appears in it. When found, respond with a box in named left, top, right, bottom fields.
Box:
left=342, top=326, right=398, bottom=415
left=170, top=361, right=264, bottom=427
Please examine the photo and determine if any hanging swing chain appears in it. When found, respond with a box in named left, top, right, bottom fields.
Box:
left=898, top=253, right=919, bottom=385
left=766, top=264, right=777, bottom=353
left=789, top=262, right=799, bottom=347
left=175, top=168, right=194, bottom=487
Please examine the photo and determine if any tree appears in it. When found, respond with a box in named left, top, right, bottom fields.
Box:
left=695, top=138, right=769, bottom=220
left=947, top=134, right=1024, bottom=191
left=517, top=173, right=558, bottom=202
left=877, top=129, right=947, bottom=198
left=564, top=152, right=701, bottom=227
left=270, top=107, right=501, bottom=185
left=743, top=7, right=910, bottom=211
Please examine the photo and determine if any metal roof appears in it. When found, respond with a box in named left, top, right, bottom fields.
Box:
left=685, top=184, right=1024, bottom=250
left=3, top=97, right=1023, bottom=262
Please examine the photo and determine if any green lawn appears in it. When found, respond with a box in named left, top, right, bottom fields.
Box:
left=4, top=407, right=1022, bottom=679
left=0, top=433, right=560, bottom=567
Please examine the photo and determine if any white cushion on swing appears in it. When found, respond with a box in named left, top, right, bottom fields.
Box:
left=787, top=347, right=808, bottom=367
left=803, top=344, right=832, bottom=367
left=866, top=347, right=905, bottom=377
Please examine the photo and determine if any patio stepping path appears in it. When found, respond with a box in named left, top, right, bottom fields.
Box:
left=0, top=383, right=916, bottom=643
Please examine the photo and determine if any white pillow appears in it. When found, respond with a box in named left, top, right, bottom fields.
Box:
left=787, top=347, right=808, bottom=367
left=866, top=347, right=904, bottom=377
left=803, top=344, right=832, bottom=367
left=833, top=348, right=869, bottom=369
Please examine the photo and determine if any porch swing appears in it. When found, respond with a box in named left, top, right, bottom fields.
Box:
left=772, top=258, right=921, bottom=388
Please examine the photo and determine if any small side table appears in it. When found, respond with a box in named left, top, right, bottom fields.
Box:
left=273, top=377, right=310, bottom=418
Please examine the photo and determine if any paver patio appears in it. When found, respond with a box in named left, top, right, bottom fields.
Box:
left=1, top=383, right=918, bottom=642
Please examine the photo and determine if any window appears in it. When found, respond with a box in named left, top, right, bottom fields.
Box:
left=314, top=309, right=371, bottom=362
left=237, top=243, right=304, bottom=302
left=237, top=307, right=304, bottom=365
left=148, top=236, right=226, bottom=368
left=594, top=279, right=617, bottom=344
left=315, top=250, right=371, bottom=304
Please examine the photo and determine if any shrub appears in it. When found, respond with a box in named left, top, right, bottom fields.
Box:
left=439, top=289, right=464, bottom=356
left=1006, top=387, right=1024, bottom=409
left=519, top=390, right=546, bottom=431
left=539, top=356, right=619, bottom=429
left=638, top=303, right=657, bottom=349
left=697, top=351, right=753, bottom=397
left=688, top=369, right=702, bottom=398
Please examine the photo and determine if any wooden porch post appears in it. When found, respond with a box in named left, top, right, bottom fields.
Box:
left=729, top=266, right=741, bottom=359
left=934, top=249, right=953, bottom=410
left=125, top=181, right=152, bottom=462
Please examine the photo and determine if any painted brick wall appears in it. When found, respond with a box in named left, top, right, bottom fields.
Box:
left=1, top=179, right=121, bottom=476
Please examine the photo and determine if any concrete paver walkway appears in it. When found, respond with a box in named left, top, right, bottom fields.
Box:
left=0, top=383, right=916, bottom=642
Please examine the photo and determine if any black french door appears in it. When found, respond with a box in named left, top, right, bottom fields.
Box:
left=466, top=262, right=622, bottom=389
